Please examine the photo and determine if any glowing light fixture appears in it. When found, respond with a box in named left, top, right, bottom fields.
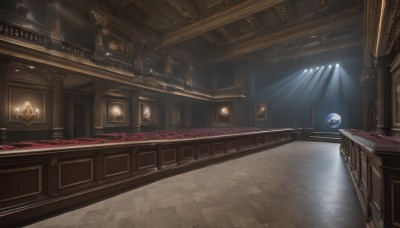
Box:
left=316, top=67, right=319, bottom=70
left=336, top=63, right=339, bottom=67
left=304, top=69, right=307, bottom=72
left=329, top=65, right=332, bottom=68
left=27, top=65, right=35, bottom=69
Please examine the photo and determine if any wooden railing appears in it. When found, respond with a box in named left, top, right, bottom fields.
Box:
left=0, top=129, right=294, bottom=227
left=340, top=129, right=400, bottom=228
left=0, top=20, right=49, bottom=48
left=61, top=41, right=94, bottom=60
left=106, top=57, right=135, bottom=74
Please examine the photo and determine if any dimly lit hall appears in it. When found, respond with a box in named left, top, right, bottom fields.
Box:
left=0, top=0, right=399, bottom=227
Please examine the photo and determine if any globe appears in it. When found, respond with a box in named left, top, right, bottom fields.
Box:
left=325, top=113, right=342, bottom=128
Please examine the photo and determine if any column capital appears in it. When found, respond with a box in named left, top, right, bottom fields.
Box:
left=371, top=54, right=392, bottom=69
left=90, top=10, right=108, bottom=27
left=51, top=71, right=66, bottom=81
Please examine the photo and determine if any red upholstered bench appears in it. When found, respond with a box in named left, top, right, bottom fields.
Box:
left=12, top=142, right=46, bottom=148
left=0, top=145, right=16, bottom=150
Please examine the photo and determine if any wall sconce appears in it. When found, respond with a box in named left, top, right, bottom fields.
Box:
left=15, top=99, right=39, bottom=126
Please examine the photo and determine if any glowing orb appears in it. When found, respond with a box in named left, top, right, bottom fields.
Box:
left=325, top=113, right=342, bottom=128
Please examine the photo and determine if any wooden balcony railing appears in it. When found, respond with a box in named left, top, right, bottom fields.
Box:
left=0, top=20, right=49, bottom=48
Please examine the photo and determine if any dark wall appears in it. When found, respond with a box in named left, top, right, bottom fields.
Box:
left=256, top=52, right=363, bottom=131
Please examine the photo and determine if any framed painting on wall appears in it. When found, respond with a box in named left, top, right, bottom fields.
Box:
left=216, top=104, right=232, bottom=122
left=108, top=101, right=126, bottom=122
left=393, top=72, right=400, bottom=127
left=141, top=103, right=153, bottom=124
left=256, top=103, right=267, bottom=120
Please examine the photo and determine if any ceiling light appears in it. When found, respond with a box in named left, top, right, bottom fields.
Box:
left=336, top=63, right=339, bottom=67
left=14, top=69, right=20, bottom=72
left=304, top=69, right=307, bottom=72
left=27, top=65, right=35, bottom=69
left=329, top=65, right=332, bottom=68
left=316, top=67, right=319, bottom=69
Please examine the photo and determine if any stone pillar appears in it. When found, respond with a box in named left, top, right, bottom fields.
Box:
left=184, top=103, right=192, bottom=129
left=90, top=11, right=108, bottom=65
left=361, top=79, right=372, bottom=131
left=130, top=91, right=140, bottom=132
left=375, top=56, right=391, bottom=135
left=47, top=0, right=62, bottom=50
left=52, top=72, right=65, bottom=139
left=164, top=96, right=173, bottom=130
left=185, top=64, right=194, bottom=89
left=93, top=83, right=103, bottom=135
left=164, top=56, right=173, bottom=76
left=0, top=60, right=10, bottom=142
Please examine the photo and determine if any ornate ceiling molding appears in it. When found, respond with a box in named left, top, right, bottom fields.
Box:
left=210, top=10, right=361, bottom=62
left=162, top=0, right=285, bottom=47
left=90, top=10, right=108, bottom=27
left=165, top=0, right=198, bottom=19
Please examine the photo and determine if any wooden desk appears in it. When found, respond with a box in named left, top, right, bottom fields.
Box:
left=0, top=129, right=294, bottom=227
left=340, top=129, right=400, bottom=228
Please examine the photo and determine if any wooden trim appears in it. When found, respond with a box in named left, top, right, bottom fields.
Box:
left=104, top=153, right=130, bottom=178
left=58, top=158, right=94, bottom=189
left=0, top=165, right=42, bottom=203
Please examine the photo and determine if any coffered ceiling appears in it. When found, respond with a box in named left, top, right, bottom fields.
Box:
left=66, top=0, right=363, bottom=65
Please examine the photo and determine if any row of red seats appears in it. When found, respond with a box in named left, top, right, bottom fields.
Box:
left=0, top=128, right=266, bottom=151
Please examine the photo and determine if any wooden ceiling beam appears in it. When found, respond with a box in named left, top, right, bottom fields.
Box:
left=162, top=0, right=285, bottom=47
left=67, top=0, right=162, bottom=47
left=260, top=33, right=362, bottom=62
left=210, top=11, right=361, bottom=63
left=245, top=16, right=265, bottom=32
left=165, top=0, right=198, bottom=18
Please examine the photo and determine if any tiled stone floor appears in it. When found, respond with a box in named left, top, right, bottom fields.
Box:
left=26, top=141, right=365, bottom=228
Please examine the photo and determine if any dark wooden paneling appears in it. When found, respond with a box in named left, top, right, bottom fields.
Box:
left=237, top=138, right=248, bottom=149
left=213, top=142, right=224, bottom=154
left=248, top=137, right=255, bottom=147
left=0, top=166, right=42, bottom=203
left=370, top=165, right=382, bottom=212
left=162, top=148, right=177, bottom=165
left=226, top=140, right=236, bottom=152
left=104, top=153, right=130, bottom=178
left=198, top=144, right=211, bottom=157
left=137, top=151, right=157, bottom=171
left=256, top=136, right=264, bottom=145
left=391, top=179, right=400, bottom=226
left=58, top=158, right=94, bottom=189
left=0, top=129, right=294, bottom=227
left=181, top=146, right=195, bottom=161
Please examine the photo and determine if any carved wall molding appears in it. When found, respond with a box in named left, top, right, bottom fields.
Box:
left=165, top=0, right=198, bottom=19
left=385, top=1, right=400, bottom=55
left=162, top=0, right=285, bottom=47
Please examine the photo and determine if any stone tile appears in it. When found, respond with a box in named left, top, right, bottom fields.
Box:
left=25, top=141, right=365, bottom=228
